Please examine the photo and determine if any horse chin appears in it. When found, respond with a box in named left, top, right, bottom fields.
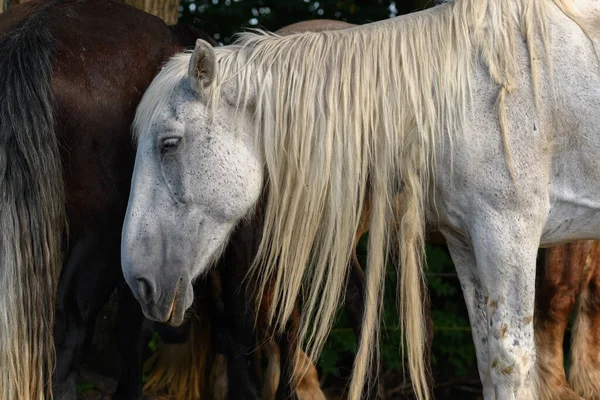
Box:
left=164, top=298, right=187, bottom=327
left=166, top=282, right=194, bottom=327
left=139, top=281, right=194, bottom=327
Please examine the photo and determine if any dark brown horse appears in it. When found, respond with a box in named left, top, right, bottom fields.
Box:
left=536, top=241, right=600, bottom=400
left=0, top=1, right=214, bottom=398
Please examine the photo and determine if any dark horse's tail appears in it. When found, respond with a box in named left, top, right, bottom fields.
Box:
left=0, top=15, right=65, bottom=400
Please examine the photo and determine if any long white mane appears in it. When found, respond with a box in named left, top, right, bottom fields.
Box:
left=135, top=0, right=579, bottom=398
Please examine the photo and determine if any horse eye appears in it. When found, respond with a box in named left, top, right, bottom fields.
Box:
left=161, top=137, right=181, bottom=155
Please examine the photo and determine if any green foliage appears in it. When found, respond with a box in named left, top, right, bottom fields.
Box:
left=319, top=314, right=357, bottom=377
left=142, top=332, right=161, bottom=384
left=427, top=247, right=475, bottom=377
left=148, top=331, right=160, bottom=352
left=179, top=0, right=430, bottom=44
left=76, top=383, right=95, bottom=396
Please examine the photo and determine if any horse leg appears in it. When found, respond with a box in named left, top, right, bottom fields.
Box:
left=275, top=304, right=320, bottom=400
left=262, top=339, right=281, bottom=400
left=444, top=235, right=495, bottom=400
left=294, top=349, right=326, bottom=400
left=450, top=217, right=540, bottom=400
left=275, top=317, right=299, bottom=400
left=211, top=353, right=229, bottom=400
left=274, top=302, right=326, bottom=400
left=535, top=244, right=585, bottom=400
left=52, top=227, right=121, bottom=400
left=210, top=268, right=261, bottom=400
left=269, top=330, right=325, bottom=400
left=225, top=296, right=262, bottom=400
left=113, top=277, right=153, bottom=400
left=569, top=241, right=600, bottom=400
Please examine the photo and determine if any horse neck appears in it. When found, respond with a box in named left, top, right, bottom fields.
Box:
left=559, top=0, right=600, bottom=37
left=562, top=0, right=600, bottom=19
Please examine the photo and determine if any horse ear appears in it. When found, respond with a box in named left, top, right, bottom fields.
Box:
left=188, top=39, right=216, bottom=93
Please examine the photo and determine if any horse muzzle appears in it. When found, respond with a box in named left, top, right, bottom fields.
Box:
left=130, top=276, right=194, bottom=326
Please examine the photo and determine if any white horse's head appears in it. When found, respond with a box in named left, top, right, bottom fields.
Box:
left=121, top=40, right=263, bottom=325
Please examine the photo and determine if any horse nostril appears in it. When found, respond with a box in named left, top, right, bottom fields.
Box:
left=135, top=277, right=155, bottom=304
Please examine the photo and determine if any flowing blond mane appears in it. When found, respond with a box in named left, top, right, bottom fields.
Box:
left=134, top=1, right=579, bottom=398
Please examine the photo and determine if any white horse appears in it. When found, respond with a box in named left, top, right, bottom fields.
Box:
left=121, top=0, right=600, bottom=399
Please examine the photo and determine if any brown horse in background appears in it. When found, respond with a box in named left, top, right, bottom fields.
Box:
left=536, top=241, right=600, bottom=400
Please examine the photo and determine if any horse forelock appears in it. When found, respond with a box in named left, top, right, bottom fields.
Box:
left=132, top=52, right=193, bottom=143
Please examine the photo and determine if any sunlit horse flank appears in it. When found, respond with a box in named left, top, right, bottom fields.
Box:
left=123, top=0, right=600, bottom=399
